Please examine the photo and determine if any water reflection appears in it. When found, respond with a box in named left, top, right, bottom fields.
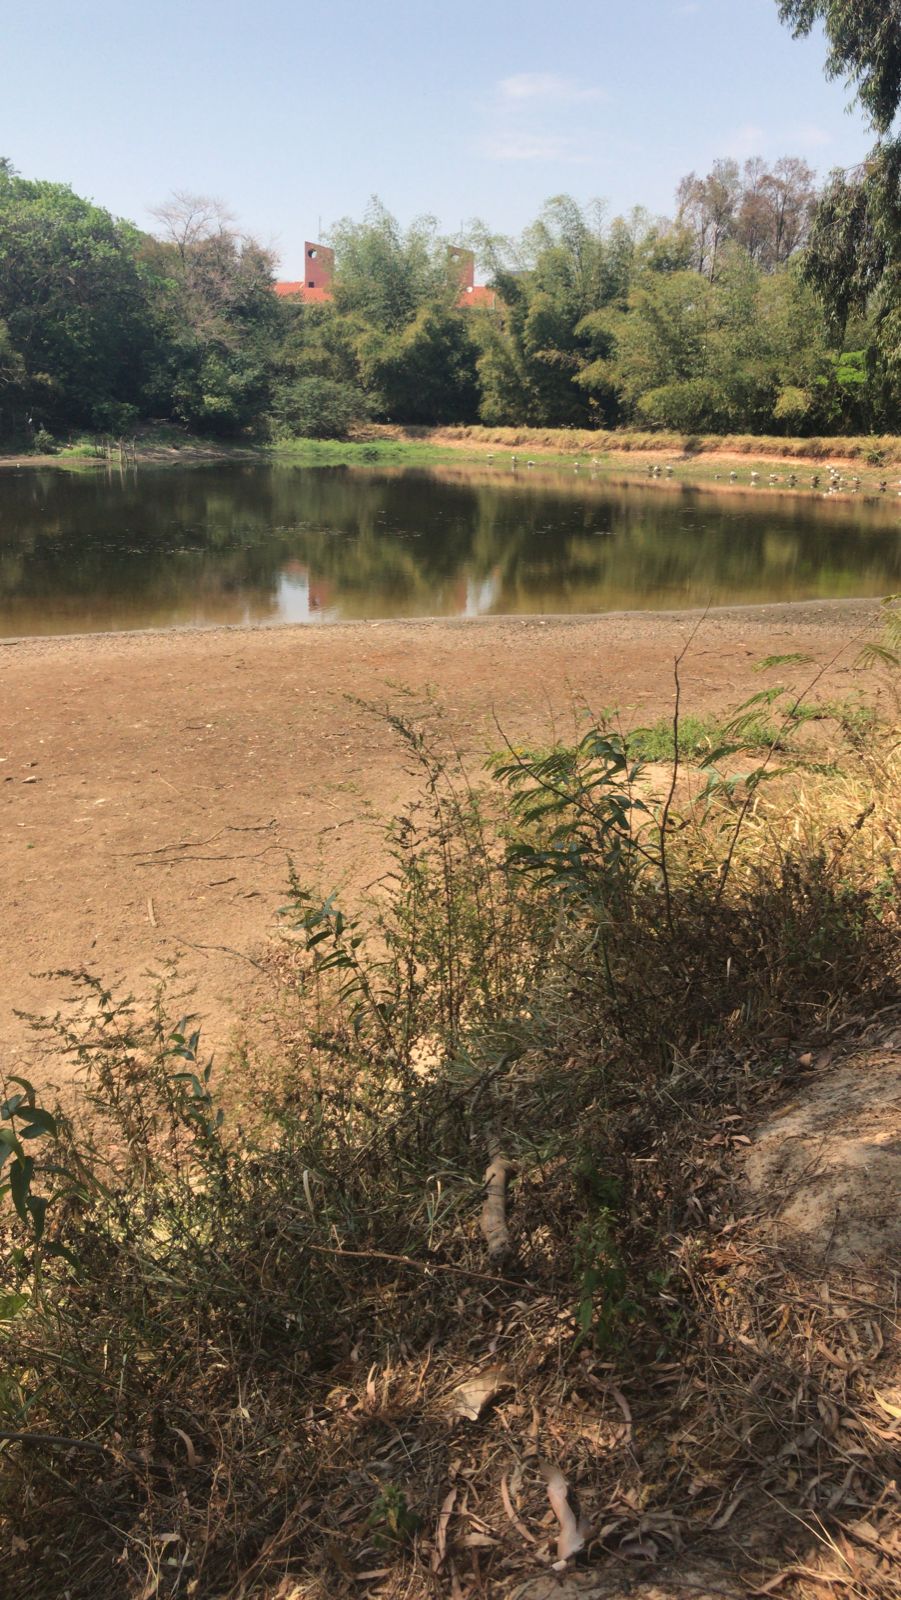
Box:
left=0, top=461, right=899, bottom=636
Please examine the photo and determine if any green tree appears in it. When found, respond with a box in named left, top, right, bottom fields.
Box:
left=778, top=2, right=901, bottom=418
left=355, top=303, right=480, bottom=424
left=147, top=192, right=284, bottom=436
left=271, top=301, right=371, bottom=437
left=472, top=197, right=649, bottom=426
left=0, top=165, right=158, bottom=434
left=0, top=317, right=27, bottom=436
left=314, top=199, right=481, bottom=425
left=330, top=200, right=460, bottom=329
left=778, top=3, right=901, bottom=133
left=584, top=245, right=839, bottom=434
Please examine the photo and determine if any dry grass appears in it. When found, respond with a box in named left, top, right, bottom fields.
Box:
left=1, top=710, right=899, bottom=1600
left=367, top=422, right=901, bottom=468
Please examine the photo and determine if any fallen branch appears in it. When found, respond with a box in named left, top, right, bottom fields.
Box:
left=301, top=1237, right=522, bottom=1288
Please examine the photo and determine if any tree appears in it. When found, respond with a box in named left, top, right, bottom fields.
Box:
left=146, top=191, right=283, bottom=435
left=778, top=3, right=901, bottom=135
left=582, top=243, right=841, bottom=434
left=355, top=303, right=480, bottom=424
left=330, top=200, right=459, bottom=329
left=777, top=2, right=901, bottom=411
left=678, top=157, right=816, bottom=276
left=315, top=199, right=481, bottom=424
left=733, top=157, right=817, bottom=268
left=765, top=156, right=818, bottom=265
left=472, top=197, right=654, bottom=425
left=676, top=160, right=742, bottom=279
left=0, top=316, right=27, bottom=436
left=151, top=190, right=236, bottom=263
left=0, top=168, right=159, bottom=433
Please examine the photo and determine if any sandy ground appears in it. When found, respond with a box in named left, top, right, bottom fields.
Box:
left=0, top=601, right=882, bottom=1083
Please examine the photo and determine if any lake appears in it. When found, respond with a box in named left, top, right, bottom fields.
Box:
left=1, top=460, right=900, bottom=637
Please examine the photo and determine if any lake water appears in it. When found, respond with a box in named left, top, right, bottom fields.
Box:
left=1, top=461, right=900, bottom=637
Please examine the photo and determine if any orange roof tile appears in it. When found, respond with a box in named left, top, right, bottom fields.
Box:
left=274, top=282, right=333, bottom=302
left=275, top=282, right=497, bottom=308
left=458, top=284, right=498, bottom=309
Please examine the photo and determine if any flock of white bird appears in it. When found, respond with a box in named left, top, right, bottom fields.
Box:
left=482, top=451, right=891, bottom=493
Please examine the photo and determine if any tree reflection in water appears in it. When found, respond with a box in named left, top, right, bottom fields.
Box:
left=1, top=461, right=900, bottom=635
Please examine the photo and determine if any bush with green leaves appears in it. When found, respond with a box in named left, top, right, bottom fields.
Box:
left=271, top=374, right=369, bottom=440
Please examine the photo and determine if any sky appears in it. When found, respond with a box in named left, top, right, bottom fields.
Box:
left=3, top=0, right=875, bottom=277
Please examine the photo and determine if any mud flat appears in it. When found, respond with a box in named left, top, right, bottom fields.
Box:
left=0, top=600, right=883, bottom=1078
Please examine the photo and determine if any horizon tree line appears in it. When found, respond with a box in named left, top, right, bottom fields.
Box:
left=0, top=148, right=890, bottom=443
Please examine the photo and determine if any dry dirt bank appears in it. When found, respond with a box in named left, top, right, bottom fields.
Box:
left=0, top=602, right=882, bottom=1083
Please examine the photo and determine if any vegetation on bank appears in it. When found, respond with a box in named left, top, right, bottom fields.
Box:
left=9, top=422, right=901, bottom=506
left=4, top=8, right=901, bottom=457
left=1, top=654, right=899, bottom=1598
left=2, top=140, right=901, bottom=453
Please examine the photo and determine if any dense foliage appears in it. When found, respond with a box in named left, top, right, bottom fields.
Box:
left=0, top=149, right=895, bottom=442
left=777, top=1, right=901, bottom=422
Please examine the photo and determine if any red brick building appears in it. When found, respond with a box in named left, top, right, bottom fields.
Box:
left=274, top=241, right=335, bottom=303
left=275, top=240, right=497, bottom=309
left=448, top=246, right=498, bottom=309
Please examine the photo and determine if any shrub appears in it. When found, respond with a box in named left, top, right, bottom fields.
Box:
left=272, top=375, right=370, bottom=439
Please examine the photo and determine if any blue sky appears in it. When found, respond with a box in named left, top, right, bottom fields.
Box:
left=4, top=0, right=873, bottom=276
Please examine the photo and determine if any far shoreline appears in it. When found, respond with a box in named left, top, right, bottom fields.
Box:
left=2, top=422, right=900, bottom=498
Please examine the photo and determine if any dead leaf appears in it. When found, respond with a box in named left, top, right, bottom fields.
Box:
left=432, top=1486, right=457, bottom=1572
left=540, top=1462, right=585, bottom=1567
left=609, top=1386, right=632, bottom=1443
left=500, top=1471, right=537, bottom=1544
left=452, top=1366, right=510, bottom=1421
left=170, top=1426, right=198, bottom=1467
left=621, top=1538, right=659, bottom=1561
left=815, top=1338, right=855, bottom=1370
left=873, top=1389, right=901, bottom=1421
left=709, top=1489, right=746, bottom=1530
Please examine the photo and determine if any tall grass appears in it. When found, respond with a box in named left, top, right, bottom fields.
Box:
left=1, top=701, right=898, bottom=1598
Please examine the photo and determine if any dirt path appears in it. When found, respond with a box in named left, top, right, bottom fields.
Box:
left=0, top=602, right=882, bottom=1083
